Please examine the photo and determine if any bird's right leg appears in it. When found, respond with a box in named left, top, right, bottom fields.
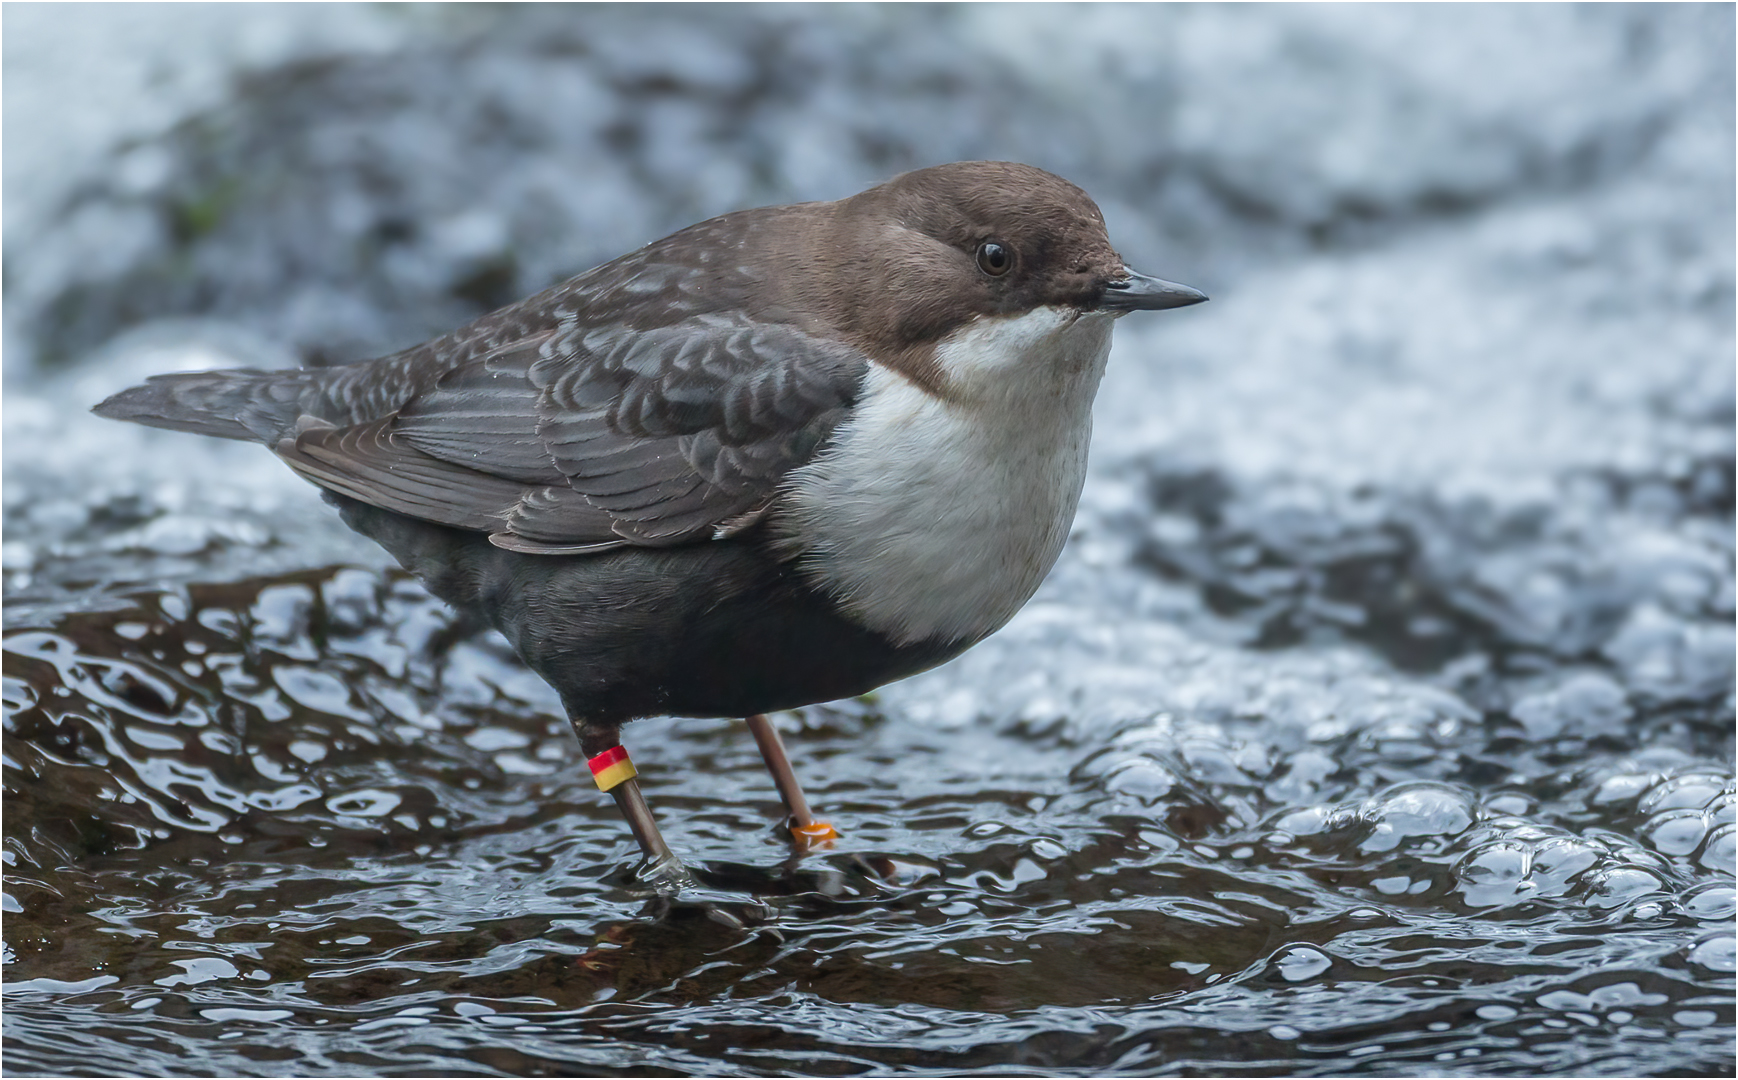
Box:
left=576, top=723, right=690, bottom=893
left=743, top=713, right=839, bottom=847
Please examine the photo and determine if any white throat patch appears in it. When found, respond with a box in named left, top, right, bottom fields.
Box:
left=778, top=306, right=1116, bottom=646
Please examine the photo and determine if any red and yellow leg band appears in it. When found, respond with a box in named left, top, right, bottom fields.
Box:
left=588, top=746, right=638, bottom=792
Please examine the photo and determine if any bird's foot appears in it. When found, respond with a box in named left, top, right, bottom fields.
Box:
left=633, top=851, right=695, bottom=895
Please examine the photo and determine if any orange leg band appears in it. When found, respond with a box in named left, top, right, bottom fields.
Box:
left=791, top=821, right=840, bottom=846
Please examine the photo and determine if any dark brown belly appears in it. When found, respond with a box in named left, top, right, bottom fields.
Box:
left=330, top=495, right=968, bottom=724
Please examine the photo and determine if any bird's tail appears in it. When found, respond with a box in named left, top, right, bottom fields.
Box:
left=92, top=367, right=329, bottom=443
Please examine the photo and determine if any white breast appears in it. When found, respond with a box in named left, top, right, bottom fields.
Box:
left=778, top=306, right=1116, bottom=646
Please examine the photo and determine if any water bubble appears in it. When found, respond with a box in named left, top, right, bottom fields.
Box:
left=1464, top=842, right=1533, bottom=884
left=464, top=727, right=531, bottom=752
left=198, top=1008, right=295, bottom=1023
left=1527, top=837, right=1602, bottom=895
left=1271, top=806, right=1333, bottom=836
left=1681, top=884, right=1736, bottom=921
left=1509, top=672, right=1629, bottom=739
left=1456, top=841, right=1534, bottom=907
left=1273, top=945, right=1332, bottom=982
left=321, top=568, right=382, bottom=632
left=154, top=956, right=239, bottom=988
left=124, top=725, right=186, bottom=753
left=246, top=785, right=321, bottom=812
left=1706, top=794, right=1735, bottom=829
left=1264, top=748, right=1337, bottom=802
left=1592, top=772, right=1659, bottom=807
left=1584, top=866, right=1668, bottom=908
left=1483, top=793, right=1534, bottom=816
left=1638, top=772, right=1730, bottom=815
left=1105, top=758, right=1178, bottom=803
left=249, top=584, right=315, bottom=644
left=1029, top=838, right=1068, bottom=861
left=325, top=789, right=402, bottom=818
left=1586, top=982, right=1668, bottom=1009
left=1359, top=782, right=1474, bottom=853
left=495, top=753, right=552, bottom=776
left=4, top=975, right=119, bottom=995
left=1697, top=823, right=1734, bottom=874
left=1687, top=936, right=1736, bottom=973
left=273, top=667, right=363, bottom=721
left=1603, top=604, right=1736, bottom=704
left=1179, top=739, right=1252, bottom=785
left=1640, top=808, right=1711, bottom=857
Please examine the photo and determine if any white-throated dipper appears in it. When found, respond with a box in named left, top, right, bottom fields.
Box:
left=94, top=161, right=1206, bottom=888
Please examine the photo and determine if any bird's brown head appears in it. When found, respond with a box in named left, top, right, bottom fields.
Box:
left=807, top=161, right=1204, bottom=382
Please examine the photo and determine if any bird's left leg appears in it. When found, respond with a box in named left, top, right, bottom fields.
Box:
left=743, top=713, right=838, bottom=847
left=577, top=722, right=690, bottom=892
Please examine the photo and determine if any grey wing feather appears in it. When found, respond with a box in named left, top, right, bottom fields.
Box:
left=532, top=316, right=866, bottom=545
left=390, top=337, right=568, bottom=484
left=275, top=418, right=623, bottom=546
left=306, top=307, right=867, bottom=551
left=96, top=206, right=865, bottom=554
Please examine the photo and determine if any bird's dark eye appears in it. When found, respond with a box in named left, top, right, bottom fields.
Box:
left=976, top=241, right=1012, bottom=277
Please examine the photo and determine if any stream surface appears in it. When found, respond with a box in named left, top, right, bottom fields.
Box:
left=4, top=5, right=1734, bottom=1076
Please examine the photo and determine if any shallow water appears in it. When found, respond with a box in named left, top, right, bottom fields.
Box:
left=4, top=4, right=1734, bottom=1077
left=3, top=555, right=1732, bottom=1076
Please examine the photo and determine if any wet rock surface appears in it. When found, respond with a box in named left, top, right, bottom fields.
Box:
left=4, top=5, right=1732, bottom=1076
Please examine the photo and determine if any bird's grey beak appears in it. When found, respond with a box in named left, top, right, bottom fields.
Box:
left=1100, top=269, right=1209, bottom=313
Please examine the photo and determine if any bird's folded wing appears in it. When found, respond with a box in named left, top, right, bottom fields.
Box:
left=275, top=418, right=627, bottom=551
left=288, top=310, right=867, bottom=551
left=526, top=313, right=868, bottom=543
